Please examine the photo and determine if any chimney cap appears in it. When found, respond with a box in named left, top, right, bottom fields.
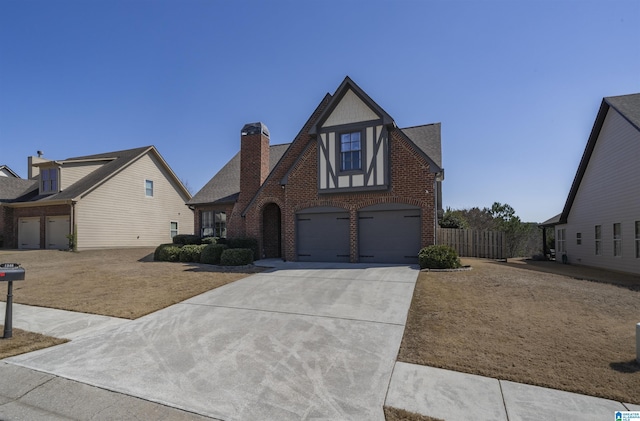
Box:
left=241, top=122, right=269, bottom=138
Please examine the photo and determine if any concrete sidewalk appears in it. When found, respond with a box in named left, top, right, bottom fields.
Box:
left=386, top=362, right=640, bottom=421
left=0, top=302, right=129, bottom=340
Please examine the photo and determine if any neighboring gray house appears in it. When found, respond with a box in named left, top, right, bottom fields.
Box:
left=1, top=146, right=193, bottom=250
left=552, top=93, right=640, bottom=274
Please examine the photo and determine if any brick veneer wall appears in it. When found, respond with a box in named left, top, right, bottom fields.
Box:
left=193, top=204, right=234, bottom=238
left=7, top=204, right=71, bottom=249
left=242, top=96, right=437, bottom=262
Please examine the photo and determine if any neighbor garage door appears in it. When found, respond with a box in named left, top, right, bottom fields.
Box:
left=358, top=204, right=421, bottom=264
left=46, top=215, right=70, bottom=250
left=18, top=217, right=40, bottom=249
left=296, top=207, right=349, bottom=262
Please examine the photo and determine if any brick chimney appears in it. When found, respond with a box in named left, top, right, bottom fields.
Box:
left=238, top=122, right=270, bottom=206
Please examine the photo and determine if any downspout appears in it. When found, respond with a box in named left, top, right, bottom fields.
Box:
left=70, top=200, right=77, bottom=251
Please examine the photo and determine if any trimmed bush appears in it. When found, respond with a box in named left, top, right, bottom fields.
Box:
left=179, top=244, right=206, bottom=263
left=220, top=248, right=253, bottom=266
left=154, top=244, right=182, bottom=262
left=172, top=234, right=201, bottom=245
left=226, top=237, right=258, bottom=261
left=200, top=243, right=228, bottom=265
left=419, top=245, right=461, bottom=269
left=201, top=236, right=219, bottom=245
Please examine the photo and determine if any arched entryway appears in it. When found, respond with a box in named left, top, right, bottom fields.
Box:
left=262, top=203, right=282, bottom=258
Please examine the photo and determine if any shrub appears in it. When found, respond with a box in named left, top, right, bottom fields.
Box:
left=200, top=243, right=228, bottom=265
left=172, top=234, right=201, bottom=246
left=226, top=237, right=258, bottom=261
left=179, top=244, right=206, bottom=263
left=200, top=237, right=219, bottom=245
left=154, top=244, right=182, bottom=262
left=220, top=248, right=254, bottom=266
left=419, top=245, right=461, bottom=269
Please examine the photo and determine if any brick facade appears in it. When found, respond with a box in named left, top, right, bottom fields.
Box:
left=5, top=204, right=71, bottom=249
left=193, top=79, right=441, bottom=262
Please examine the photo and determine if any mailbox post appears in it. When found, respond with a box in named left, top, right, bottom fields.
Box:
left=1, top=263, right=25, bottom=339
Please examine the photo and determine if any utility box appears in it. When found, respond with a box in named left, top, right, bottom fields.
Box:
left=0, top=263, right=25, bottom=281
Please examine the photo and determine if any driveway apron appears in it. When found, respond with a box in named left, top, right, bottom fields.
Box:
left=6, top=263, right=418, bottom=421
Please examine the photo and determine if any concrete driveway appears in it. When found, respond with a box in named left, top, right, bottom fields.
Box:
left=6, top=262, right=418, bottom=420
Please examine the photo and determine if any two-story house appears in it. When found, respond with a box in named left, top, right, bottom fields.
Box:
left=0, top=146, right=193, bottom=250
left=189, top=77, right=444, bottom=263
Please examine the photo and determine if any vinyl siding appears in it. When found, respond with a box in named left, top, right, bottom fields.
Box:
left=75, top=153, right=193, bottom=249
left=321, top=89, right=379, bottom=127
left=60, top=161, right=107, bottom=190
left=560, top=108, right=640, bottom=274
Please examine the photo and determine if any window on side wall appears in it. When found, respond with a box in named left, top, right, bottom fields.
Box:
left=613, top=223, right=622, bottom=257
left=201, top=211, right=226, bottom=238
left=145, top=180, right=154, bottom=197
left=595, top=225, right=601, bottom=255
left=340, top=131, right=362, bottom=172
left=576, top=232, right=582, bottom=245
left=170, top=221, right=178, bottom=238
left=557, top=229, right=566, bottom=254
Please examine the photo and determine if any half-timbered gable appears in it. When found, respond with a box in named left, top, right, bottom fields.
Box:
left=310, top=78, right=394, bottom=193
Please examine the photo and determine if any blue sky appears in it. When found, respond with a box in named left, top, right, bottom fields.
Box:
left=1, top=0, right=638, bottom=222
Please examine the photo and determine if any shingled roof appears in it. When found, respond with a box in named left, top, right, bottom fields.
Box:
left=190, top=77, right=443, bottom=207
left=401, top=123, right=442, bottom=169
left=5, top=146, right=190, bottom=204
left=188, top=143, right=290, bottom=205
left=0, top=177, right=38, bottom=203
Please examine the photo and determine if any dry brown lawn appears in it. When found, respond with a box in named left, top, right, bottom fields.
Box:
left=0, top=327, right=68, bottom=359
left=384, top=407, right=443, bottom=421
left=398, top=258, right=640, bottom=405
left=0, top=247, right=262, bottom=319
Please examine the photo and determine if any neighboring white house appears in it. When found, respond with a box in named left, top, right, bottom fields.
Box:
left=553, top=93, right=640, bottom=275
left=1, top=146, right=194, bottom=250
left=0, top=165, right=20, bottom=178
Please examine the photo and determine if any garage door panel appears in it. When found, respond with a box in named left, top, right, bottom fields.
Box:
left=297, top=212, right=349, bottom=262
left=46, top=216, right=70, bottom=250
left=359, top=209, right=420, bottom=264
left=18, top=217, right=40, bottom=249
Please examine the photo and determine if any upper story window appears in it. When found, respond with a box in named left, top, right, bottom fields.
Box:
left=340, top=131, right=362, bottom=172
left=41, top=167, right=59, bottom=193
left=145, top=180, right=154, bottom=197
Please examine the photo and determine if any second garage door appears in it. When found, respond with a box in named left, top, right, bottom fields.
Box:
left=296, top=207, right=350, bottom=262
left=46, top=215, right=70, bottom=250
left=358, top=204, right=421, bottom=264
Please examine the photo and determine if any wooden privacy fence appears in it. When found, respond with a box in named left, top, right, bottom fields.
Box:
left=437, top=228, right=506, bottom=259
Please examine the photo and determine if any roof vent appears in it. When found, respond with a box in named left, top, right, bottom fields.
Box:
left=241, top=122, right=269, bottom=138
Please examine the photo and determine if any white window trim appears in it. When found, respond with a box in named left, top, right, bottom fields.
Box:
left=145, top=179, right=154, bottom=197
left=170, top=221, right=178, bottom=238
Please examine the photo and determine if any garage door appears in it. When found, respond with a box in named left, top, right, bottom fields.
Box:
left=358, top=204, right=421, bottom=264
left=296, top=207, right=349, bottom=262
left=18, top=217, right=40, bottom=249
left=46, top=215, right=70, bottom=250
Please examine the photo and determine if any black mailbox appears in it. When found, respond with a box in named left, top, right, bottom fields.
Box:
left=0, top=263, right=25, bottom=282
left=1, top=263, right=25, bottom=339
